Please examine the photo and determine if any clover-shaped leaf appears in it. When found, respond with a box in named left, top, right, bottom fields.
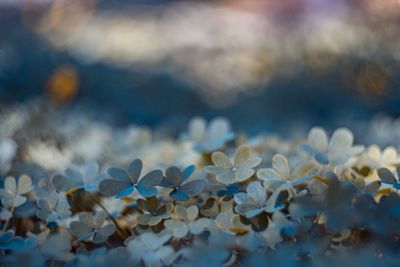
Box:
left=0, top=175, right=32, bottom=208
left=137, top=197, right=172, bottom=226
left=127, top=232, right=175, bottom=266
left=99, top=159, right=162, bottom=198
left=0, top=231, right=36, bottom=251
left=188, top=117, right=235, bottom=153
left=36, top=193, right=71, bottom=224
left=204, top=145, right=261, bottom=184
left=164, top=205, right=213, bottom=238
left=301, top=127, right=364, bottom=166
left=69, top=211, right=116, bottom=244
left=257, top=154, right=315, bottom=198
left=234, top=181, right=283, bottom=218
left=161, top=165, right=206, bottom=201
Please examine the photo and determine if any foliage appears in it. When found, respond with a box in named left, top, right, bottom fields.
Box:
left=1, top=107, right=400, bottom=267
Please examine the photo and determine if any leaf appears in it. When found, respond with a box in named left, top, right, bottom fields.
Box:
left=80, top=185, right=97, bottom=191
left=314, top=152, right=329, bottom=165
left=242, top=157, right=262, bottom=169
left=182, top=165, right=196, bottom=182
left=4, top=177, right=17, bottom=195
left=234, top=192, right=248, bottom=205
left=217, top=184, right=239, bottom=197
left=291, top=175, right=312, bottom=187
left=203, top=166, right=225, bottom=175
left=272, top=154, right=290, bottom=178
left=65, top=166, right=83, bottom=178
left=52, top=175, right=81, bottom=192
left=69, top=221, right=93, bottom=239
left=13, top=195, right=27, bottom=207
left=164, top=219, right=181, bottom=230
left=264, top=191, right=283, bottom=213
left=378, top=168, right=398, bottom=184
left=190, top=218, right=212, bottom=234
left=170, top=190, right=189, bottom=201
left=94, top=211, right=107, bottom=228
left=180, top=180, right=206, bottom=197
left=92, top=232, right=107, bottom=244
left=136, top=185, right=158, bottom=197
left=128, top=159, right=143, bottom=184
left=329, top=128, right=353, bottom=151
left=186, top=205, right=199, bottom=222
left=189, top=117, right=206, bottom=142
left=308, top=127, right=328, bottom=151
left=257, top=168, right=281, bottom=182
left=383, top=146, right=398, bottom=160
left=145, top=196, right=159, bottom=212
left=216, top=169, right=236, bottom=185
left=165, top=220, right=188, bottom=238
left=146, top=232, right=171, bottom=250
left=211, top=152, right=232, bottom=168
left=300, top=144, right=318, bottom=154
left=234, top=146, right=250, bottom=167
left=79, top=212, right=94, bottom=227
left=17, top=175, right=32, bottom=195
left=165, top=166, right=182, bottom=187
left=247, top=181, right=266, bottom=204
left=175, top=205, right=188, bottom=221
left=208, top=118, right=231, bottom=141
left=139, top=170, right=163, bottom=187
left=160, top=178, right=175, bottom=189
left=98, top=179, right=130, bottom=197
left=292, top=162, right=315, bottom=177
left=115, top=185, right=135, bottom=199
left=365, top=181, right=381, bottom=194
left=148, top=216, right=163, bottom=226
left=107, top=168, right=131, bottom=183
left=275, top=191, right=289, bottom=209
left=235, top=167, right=254, bottom=182
left=100, top=223, right=116, bottom=237
left=235, top=204, right=262, bottom=218
left=245, top=208, right=265, bottom=218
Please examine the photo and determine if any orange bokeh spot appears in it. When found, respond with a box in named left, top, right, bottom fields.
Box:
left=47, top=65, right=79, bottom=103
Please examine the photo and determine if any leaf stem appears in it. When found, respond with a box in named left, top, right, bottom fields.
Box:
left=2, top=206, right=15, bottom=232
left=105, top=240, right=114, bottom=249
left=95, top=198, right=128, bottom=239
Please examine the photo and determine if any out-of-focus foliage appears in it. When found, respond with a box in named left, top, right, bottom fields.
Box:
left=0, top=102, right=400, bottom=266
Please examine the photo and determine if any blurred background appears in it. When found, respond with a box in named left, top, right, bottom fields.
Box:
left=1, top=0, right=400, bottom=135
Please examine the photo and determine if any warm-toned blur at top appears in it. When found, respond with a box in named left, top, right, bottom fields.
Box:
left=1, top=0, right=400, bottom=128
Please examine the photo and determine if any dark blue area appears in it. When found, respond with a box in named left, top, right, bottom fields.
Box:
left=0, top=8, right=399, bottom=136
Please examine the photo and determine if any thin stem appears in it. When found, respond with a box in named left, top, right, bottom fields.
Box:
left=105, top=240, right=114, bottom=249
left=2, top=206, right=15, bottom=232
left=95, top=199, right=128, bottom=239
